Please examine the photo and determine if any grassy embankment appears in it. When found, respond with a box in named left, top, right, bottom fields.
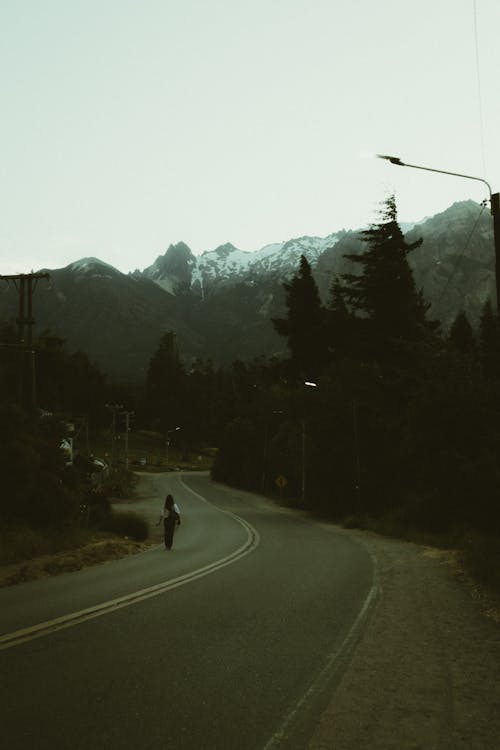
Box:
left=0, top=466, right=150, bottom=585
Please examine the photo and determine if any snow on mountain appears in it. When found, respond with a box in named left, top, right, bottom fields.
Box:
left=139, top=233, right=342, bottom=296
left=68, top=257, right=122, bottom=282
left=198, top=233, right=340, bottom=278
left=69, top=257, right=116, bottom=272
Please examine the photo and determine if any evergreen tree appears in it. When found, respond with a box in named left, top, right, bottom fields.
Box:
left=479, top=299, right=500, bottom=379
left=0, top=405, right=79, bottom=528
left=448, top=311, right=476, bottom=355
left=324, top=275, right=353, bottom=360
left=145, top=331, right=186, bottom=432
left=272, top=255, right=326, bottom=378
left=342, top=195, right=435, bottom=356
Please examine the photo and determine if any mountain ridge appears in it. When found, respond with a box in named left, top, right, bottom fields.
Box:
left=0, top=199, right=495, bottom=382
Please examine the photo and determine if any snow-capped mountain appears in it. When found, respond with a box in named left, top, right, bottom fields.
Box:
left=0, top=200, right=495, bottom=382
left=137, top=233, right=342, bottom=298
left=68, top=257, right=121, bottom=280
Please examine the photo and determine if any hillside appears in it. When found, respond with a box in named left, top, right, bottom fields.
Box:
left=0, top=200, right=495, bottom=382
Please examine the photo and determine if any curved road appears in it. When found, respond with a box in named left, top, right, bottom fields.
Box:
left=0, top=472, right=377, bottom=750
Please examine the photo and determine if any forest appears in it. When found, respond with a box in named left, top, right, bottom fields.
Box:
left=212, top=196, right=500, bottom=539
left=1, top=196, right=499, bottom=587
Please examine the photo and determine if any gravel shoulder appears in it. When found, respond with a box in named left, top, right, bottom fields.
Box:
left=308, top=528, right=500, bottom=750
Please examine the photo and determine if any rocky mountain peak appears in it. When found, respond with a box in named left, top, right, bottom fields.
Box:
left=139, top=242, right=197, bottom=293
left=209, top=243, right=240, bottom=258
left=66, top=257, right=122, bottom=282
left=1, top=199, right=494, bottom=383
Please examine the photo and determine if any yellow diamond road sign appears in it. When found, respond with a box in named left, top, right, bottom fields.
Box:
left=275, top=475, right=287, bottom=489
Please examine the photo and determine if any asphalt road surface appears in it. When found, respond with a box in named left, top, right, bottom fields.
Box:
left=0, top=472, right=377, bottom=750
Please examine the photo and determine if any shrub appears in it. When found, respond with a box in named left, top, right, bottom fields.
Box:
left=81, top=487, right=112, bottom=528
left=102, top=511, right=149, bottom=541
left=0, top=525, right=90, bottom=565
left=460, top=534, right=500, bottom=595
left=103, top=469, right=138, bottom=499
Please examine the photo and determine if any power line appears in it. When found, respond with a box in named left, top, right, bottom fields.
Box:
left=436, top=201, right=487, bottom=308
left=473, top=0, right=488, bottom=178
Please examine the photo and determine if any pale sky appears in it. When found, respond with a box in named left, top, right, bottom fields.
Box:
left=1, top=0, right=499, bottom=274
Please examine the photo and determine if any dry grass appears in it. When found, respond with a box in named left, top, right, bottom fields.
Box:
left=0, top=536, right=154, bottom=588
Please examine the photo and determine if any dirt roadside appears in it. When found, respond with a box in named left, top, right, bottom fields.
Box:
left=308, top=529, right=500, bottom=750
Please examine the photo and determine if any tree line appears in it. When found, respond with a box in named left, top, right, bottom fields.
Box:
left=212, top=196, right=500, bottom=536
left=2, top=194, right=500, bottom=538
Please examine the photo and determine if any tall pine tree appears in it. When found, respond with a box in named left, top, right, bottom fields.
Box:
left=145, top=330, right=186, bottom=432
left=324, top=275, right=353, bottom=360
left=272, top=255, right=326, bottom=378
left=479, top=299, right=500, bottom=379
left=448, top=311, right=476, bottom=356
left=342, top=195, right=436, bottom=358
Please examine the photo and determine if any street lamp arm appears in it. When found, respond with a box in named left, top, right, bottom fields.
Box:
left=376, top=154, right=492, bottom=199
left=377, top=152, right=500, bottom=311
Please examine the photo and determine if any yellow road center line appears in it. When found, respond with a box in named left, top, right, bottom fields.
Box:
left=0, top=511, right=259, bottom=651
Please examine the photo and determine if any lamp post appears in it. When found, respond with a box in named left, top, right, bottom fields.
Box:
left=377, top=154, right=500, bottom=311
left=302, top=381, right=318, bottom=505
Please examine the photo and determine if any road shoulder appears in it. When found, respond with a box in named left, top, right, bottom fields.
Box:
left=307, top=529, right=500, bottom=750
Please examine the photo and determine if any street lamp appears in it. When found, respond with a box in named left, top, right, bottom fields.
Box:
left=302, top=381, right=318, bottom=505
left=165, top=426, right=181, bottom=469
left=377, top=154, right=500, bottom=310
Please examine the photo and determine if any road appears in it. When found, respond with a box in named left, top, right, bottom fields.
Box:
left=0, top=472, right=377, bottom=750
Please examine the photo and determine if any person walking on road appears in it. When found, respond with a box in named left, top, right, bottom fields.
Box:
left=157, top=494, right=181, bottom=550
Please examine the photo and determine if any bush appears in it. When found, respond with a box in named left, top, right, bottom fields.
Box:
left=102, top=511, right=149, bottom=541
left=81, top=487, right=112, bottom=528
left=0, top=525, right=90, bottom=565
left=103, top=469, right=138, bottom=499
left=0, top=527, right=45, bottom=564
left=461, top=534, right=500, bottom=595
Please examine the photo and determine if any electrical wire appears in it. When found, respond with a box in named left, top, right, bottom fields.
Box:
left=473, top=0, right=488, bottom=179
left=435, top=201, right=487, bottom=306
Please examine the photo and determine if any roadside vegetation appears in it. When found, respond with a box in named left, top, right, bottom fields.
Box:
left=1, top=195, right=499, bottom=599
left=0, top=327, right=216, bottom=570
left=342, top=515, right=500, bottom=597
left=0, top=408, right=149, bottom=569
left=209, top=196, right=500, bottom=599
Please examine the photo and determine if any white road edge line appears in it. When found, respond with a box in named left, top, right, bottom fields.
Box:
left=0, top=481, right=260, bottom=652
left=261, top=554, right=380, bottom=750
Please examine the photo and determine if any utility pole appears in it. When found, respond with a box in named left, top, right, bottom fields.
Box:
left=121, top=411, right=134, bottom=471
left=0, top=272, right=50, bottom=408
left=105, top=404, right=123, bottom=468
left=165, top=426, right=181, bottom=470
left=491, top=192, right=500, bottom=311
